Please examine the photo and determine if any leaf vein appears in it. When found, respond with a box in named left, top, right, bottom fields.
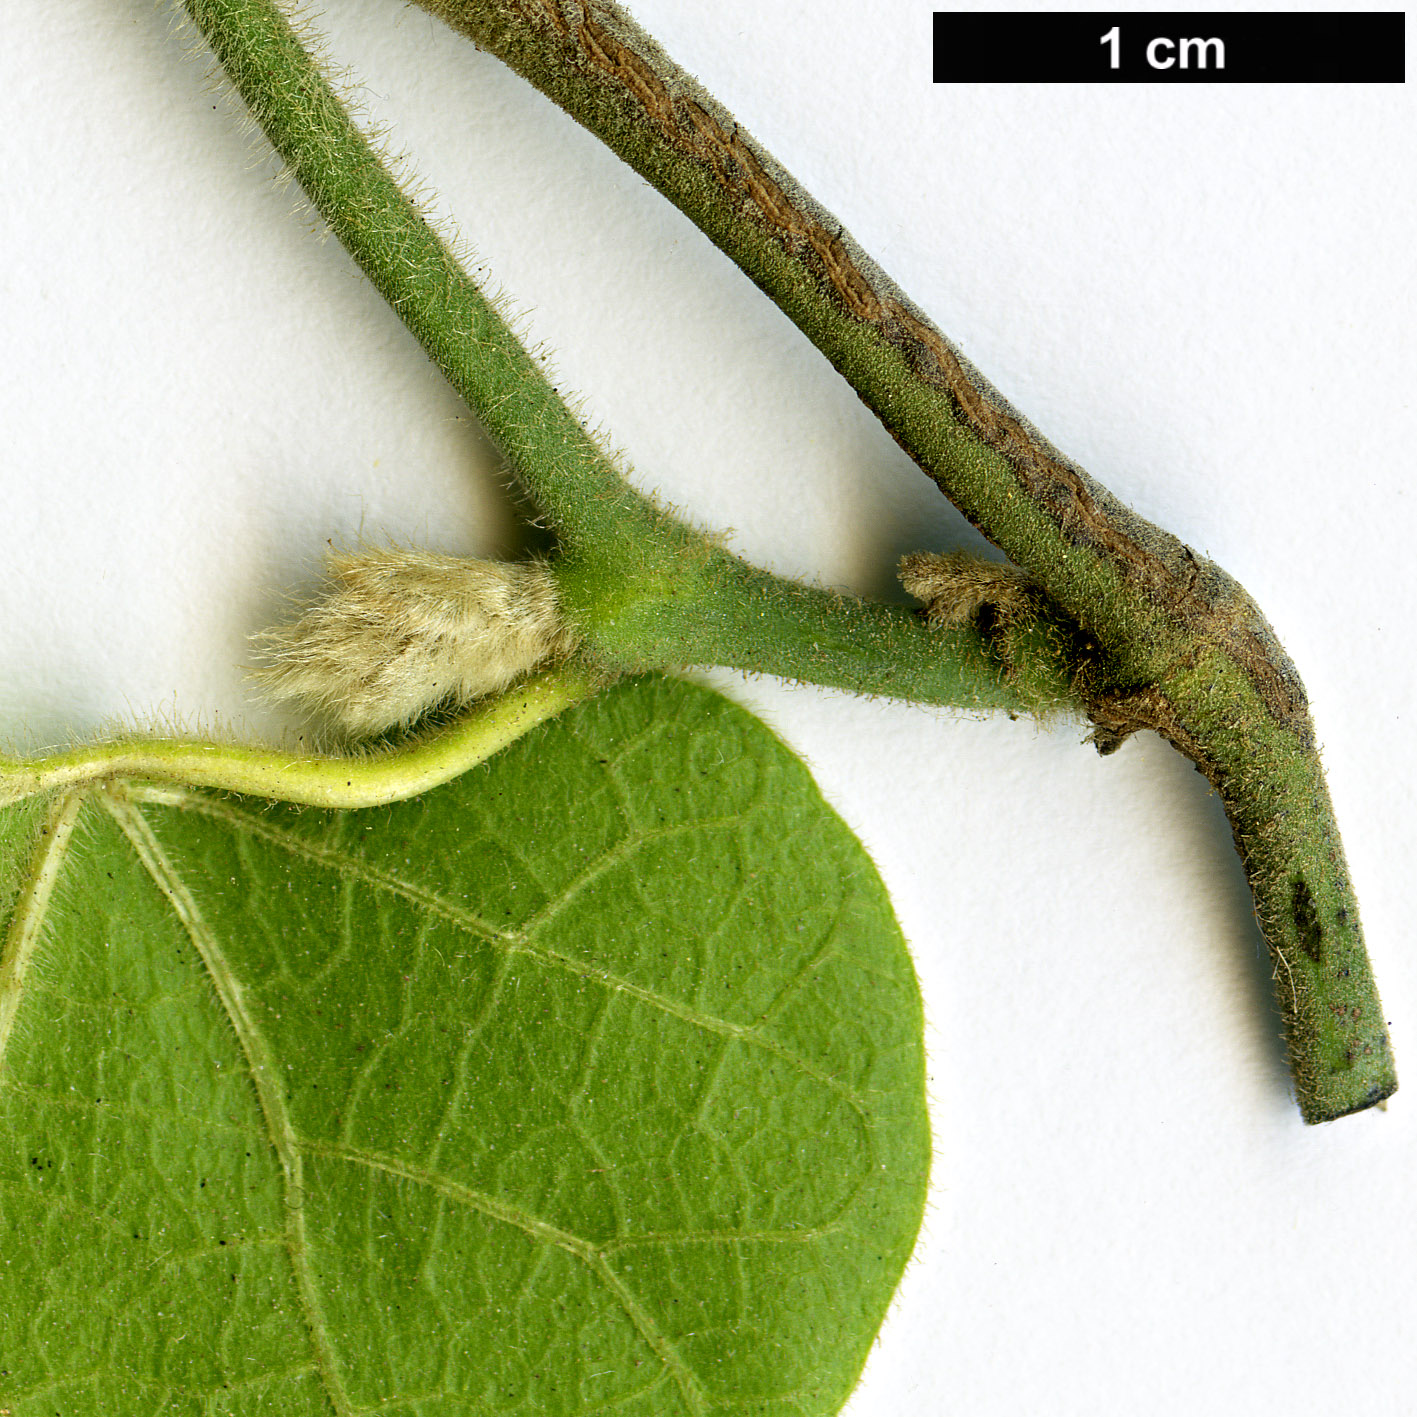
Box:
left=136, top=789, right=866, bottom=1111
left=0, top=791, right=83, bottom=1078
left=300, top=1138, right=710, bottom=1414
left=0, top=1173, right=139, bottom=1244
left=0, top=1073, right=270, bottom=1146
left=299, top=1135, right=595, bottom=1256
left=127, top=788, right=511, bottom=943
left=514, top=814, right=753, bottom=938
left=1, top=1360, right=320, bottom=1405
left=601, top=1222, right=842, bottom=1252
left=421, top=953, right=512, bottom=1170
left=106, top=790, right=355, bottom=1417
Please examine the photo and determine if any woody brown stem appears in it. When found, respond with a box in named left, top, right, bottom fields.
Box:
left=406, top=0, right=1393, bottom=1121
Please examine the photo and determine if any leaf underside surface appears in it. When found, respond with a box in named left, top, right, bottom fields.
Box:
left=0, top=676, right=928, bottom=1416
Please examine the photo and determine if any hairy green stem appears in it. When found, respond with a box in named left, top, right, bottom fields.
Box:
left=178, top=0, right=1084, bottom=727
left=185, top=1, right=681, bottom=571
left=404, top=0, right=1393, bottom=1122
left=0, top=667, right=594, bottom=810
left=552, top=556, right=1077, bottom=713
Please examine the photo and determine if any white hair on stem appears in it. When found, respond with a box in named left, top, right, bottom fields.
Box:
left=256, top=547, right=580, bottom=738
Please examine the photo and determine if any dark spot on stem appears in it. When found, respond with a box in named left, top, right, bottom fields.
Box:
left=1292, top=877, right=1323, bottom=963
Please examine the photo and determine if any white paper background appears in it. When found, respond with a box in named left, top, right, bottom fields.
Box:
left=3, top=2, right=1415, bottom=1413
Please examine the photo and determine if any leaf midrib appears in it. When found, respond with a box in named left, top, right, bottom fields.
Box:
left=112, top=787, right=717, bottom=1416
left=104, top=788, right=359, bottom=1417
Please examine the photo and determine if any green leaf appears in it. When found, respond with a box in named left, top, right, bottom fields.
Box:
left=0, top=676, right=927, bottom=1416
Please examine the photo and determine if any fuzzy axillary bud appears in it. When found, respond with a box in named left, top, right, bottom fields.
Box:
left=898, top=550, right=1038, bottom=629
left=258, top=548, right=579, bottom=736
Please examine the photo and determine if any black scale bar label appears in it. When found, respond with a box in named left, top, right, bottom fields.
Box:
left=933, top=12, right=1405, bottom=82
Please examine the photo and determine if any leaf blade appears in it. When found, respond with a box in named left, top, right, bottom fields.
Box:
left=0, top=677, right=927, bottom=1415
